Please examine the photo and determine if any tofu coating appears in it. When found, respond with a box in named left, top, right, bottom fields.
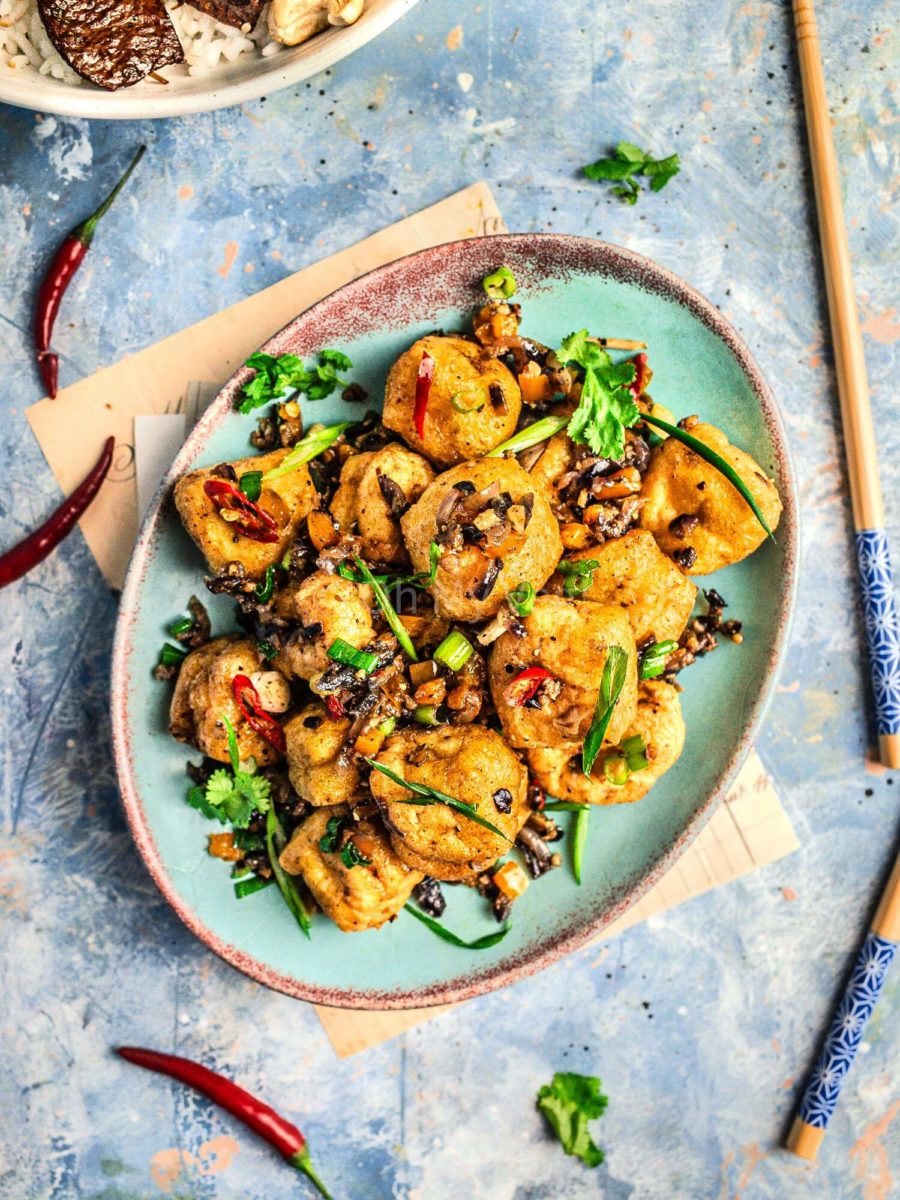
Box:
left=174, top=448, right=317, bottom=580
left=169, top=635, right=284, bottom=766
left=527, top=680, right=685, bottom=805
left=329, top=442, right=434, bottom=565
left=547, top=530, right=697, bottom=644
left=383, top=335, right=522, bottom=466
left=488, top=596, right=638, bottom=753
left=284, top=703, right=362, bottom=807
left=273, top=571, right=374, bottom=682
left=526, top=430, right=577, bottom=515
left=370, top=726, right=529, bottom=875
left=279, top=807, right=422, bottom=932
left=639, top=423, right=782, bottom=574
left=401, top=458, right=563, bottom=622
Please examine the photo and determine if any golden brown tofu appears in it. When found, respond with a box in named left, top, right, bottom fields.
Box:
left=279, top=808, right=422, bottom=932
left=369, top=726, right=528, bottom=879
left=488, top=595, right=638, bottom=753
left=329, top=442, right=434, bottom=565
left=174, top=448, right=317, bottom=581
left=273, top=571, right=374, bottom=683
left=383, top=335, right=521, bottom=466
left=401, top=458, right=563, bottom=622
left=169, top=635, right=285, bottom=766
left=639, top=423, right=782, bottom=574
left=283, top=703, right=362, bottom=807
left=527, top=680, right=685, bottom=805
left=526, top=429, right=577, bottom=513
left=547, top=530, right=697, bottom=644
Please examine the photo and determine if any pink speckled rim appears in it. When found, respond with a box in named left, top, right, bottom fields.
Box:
left=112, top=233, right=799, bottom=1011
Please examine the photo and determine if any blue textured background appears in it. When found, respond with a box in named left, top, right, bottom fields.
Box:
left=0, top=1, right=898, bottom=1197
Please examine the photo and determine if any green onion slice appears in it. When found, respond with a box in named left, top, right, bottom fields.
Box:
left=265, top=807, right=311, bottom=938
left=482, top=266, right=517, bottom=301
left=327, top=637, right=379, bottom=674
left=451, top=392, right=485, bottom=414
left=542, top=800, right=590, bottom=812
left=168, top=615, right=193, bottom=638
left=234, top=875, right=274, bottom=899
left=641, top=413, right=775, bottom=540
left=238, top=470, right=263, bottom=502
left=508, top=581, right=536, bottom=618
left=557, top=558, right=599, bottom=598
left=353, top=555, right=418, bottom=662
left=157, top=643, right=187, bottom=668
left=582, top=646, right=629, bottom=778
left=222, top=714, right=241, bottom=774
left=639, top=639, right=677, bottom=679
left=404, top=903, right=511, bottom=949
left=365, top=759, right=512, bottom=842
left=572, top=808, right=589, bottom=885
left=262, top=421, right=354, bottom=482
left=413, top=704, right=444, bottom=726
left=602, top=754, right=631, bottom=786
left=486, top=414, right=569, bottom=458
left=378, top=717, right=397, bottom=737
left=433, top=630, right=474, bottom=672
left=255, top=564, right=276, bottom=604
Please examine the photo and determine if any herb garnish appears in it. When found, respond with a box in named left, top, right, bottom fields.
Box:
left=508, top=580, right=536, bottom=617
left=639, top=639, right=677, bottom=679
left=537, top=1072, right=608, bottom=1168
left=558, top=331, right=639, bottom=461
left=365, top=759, right=512, bottom=842
left=353, top=555, right=419, bottom=662
left=318, top=815, right=372, bottom=868
left=582, top=646, right=629, bottom=777
left=485, top=413, right=569, bottom=458
left=254, top=564, right=276, bottom=604
left=327, top=638, right=380, bottom=675
left=186, top=716, right=271, bottom=829
left=557, top=557, right=600, bottom=598
left=404, top=903, right=511, bottom=949
left=266, top=807, right=312, bottom=938
left=571, top=808, right=589, bottom=885
left=262, top=421, right=354, bottom=483
left=482, top=266, right=517, bottom=300
left=583, top=141, right=680, bottom=205
left=237, top=348, right=354, bottom=413
left=238, top=470, right=262, bottom=502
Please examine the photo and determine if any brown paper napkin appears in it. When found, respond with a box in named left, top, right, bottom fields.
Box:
left=25, top=183, right=799, bottom=1055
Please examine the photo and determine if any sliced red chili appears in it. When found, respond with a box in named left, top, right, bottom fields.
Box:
left=204, top=478, right=280, bottom=544
left=324, top=695, right=345, bottom=721
left=413, top=350, right=435, bottom=441
left=503, top=665, right=555, bottom=707
left=232, top=673, right=286, bottom=753
left=628, top=352, right=649, bottom=400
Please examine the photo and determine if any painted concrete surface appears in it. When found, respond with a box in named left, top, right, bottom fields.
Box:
left=0, top=1, right=898, bottom=1196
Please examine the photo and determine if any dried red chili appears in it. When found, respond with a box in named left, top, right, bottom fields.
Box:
left=502, top=665, right=555, bottom=707
left=116, top=1047, right=331, bottom=1198
left=204, top=478, right=280, bottom=544
left=413, top=350, right=435, bottom=440
left=231, top=673, right=286, bottom=753
left=34, top=146, right=146, bottom=399
left=0, top=436, right=114, bottom=590
left=628, top=352, right=650, bottom=400
left=324, top=694, right=345, bottom=720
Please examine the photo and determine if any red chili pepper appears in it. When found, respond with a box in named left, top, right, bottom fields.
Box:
left=628, top=352, right=649, bottom=400
left=34, top=146, right=146, bottom=400
left=232, top=673, right=287, bottom=753
left=116, top=1047, right=331, bottom=1199
left=204, top=478, right=280, bottom=544
left=413, top=350, right=435, bottom=441
left=324, top=695, right=345, bottom=721
left=503, top=665, right=555, bottom=707
left=0, top=436, right=114, bottom=590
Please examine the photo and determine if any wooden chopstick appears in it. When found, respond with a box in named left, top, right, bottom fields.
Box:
left=793, top=0, right=900, bottom=768
left=787, top=848, right=900, bottom=1159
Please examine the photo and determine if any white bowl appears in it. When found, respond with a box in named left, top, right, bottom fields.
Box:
left=0, top=0, right=419, bottom=119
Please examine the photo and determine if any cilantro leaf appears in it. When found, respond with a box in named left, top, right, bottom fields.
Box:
left=537, top=1072, right=608, bottom=1168
left=319, top=349, right=352, bottom=372
left=186, top=782, right=227, bottom=823
left=583, top=143, right=680, bottom=204
left=558, top=331, right=639, bottom=460
left=184, top=727, right=272, bottom=831
left=237, top=348, right=354, bottom=412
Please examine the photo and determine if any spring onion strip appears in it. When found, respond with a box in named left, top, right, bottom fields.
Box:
left=541, top=800, right=590, bottom=812
left=571, top=808, right=589, bottom=885
left=327, top=638, right=379, bottom=674
left=582, top=646, right=629, bottom=778
left=641, top=413, right=775, bottom=540
left=485, top=414, right=569, bottom=458
left=404, top=904, right=511, bottom=949
left=234, top=875, right=274, bottom=899
left=261, top=421, right=354, bottom=482
left=365, top=759, right=512, bottom=842
left=353, top=555, right=418, bottom=662
left=265, top=808, right=312, bottom=938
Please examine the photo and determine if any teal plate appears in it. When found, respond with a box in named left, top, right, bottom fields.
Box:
left=111, top=234, right=798, bottom=1009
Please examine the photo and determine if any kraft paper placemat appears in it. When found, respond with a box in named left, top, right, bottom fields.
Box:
left=25, top=182, right=800, bottom=1058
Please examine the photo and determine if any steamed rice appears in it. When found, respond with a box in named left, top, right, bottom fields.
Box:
left=0, top=0, right=284, bottom=87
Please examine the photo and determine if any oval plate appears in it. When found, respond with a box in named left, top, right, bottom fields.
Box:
left=112, top=234, right=798, bottom=1009
left=0, top=0, right=419, bottom=120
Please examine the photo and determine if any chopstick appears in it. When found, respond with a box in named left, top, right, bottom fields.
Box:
left=786, top=849, right=900, bottom=1159
left=793, top=0, right=900, bottom=769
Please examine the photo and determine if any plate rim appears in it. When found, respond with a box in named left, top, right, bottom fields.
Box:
left=111, top=232, right=799, bottom=1009
left=0, top=0, right=420, bottom=120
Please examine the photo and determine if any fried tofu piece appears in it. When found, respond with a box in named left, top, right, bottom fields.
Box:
left=401, top=458, right=562, bottom=622
left=273, top=571, right=374, bottom=683
left=279, top=807, right=422, bottom=932
left=329, top=442, right=434, bottom=565
left=527, top=680, right=685, bottom=805
left=547, top=530, right=697, bottom=644
left=369, top=726, right=528, bottom=879
left=174, top=448, right=317, bottom=581
left=284, top=703, right=362, bottom=807
left=639, top=423, right=782, bottom=574
left=383, top=335, right=522, bottom=466
left=169, top=635, right=285, bottom=766
left=488, top=596, right=638, bottom=753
